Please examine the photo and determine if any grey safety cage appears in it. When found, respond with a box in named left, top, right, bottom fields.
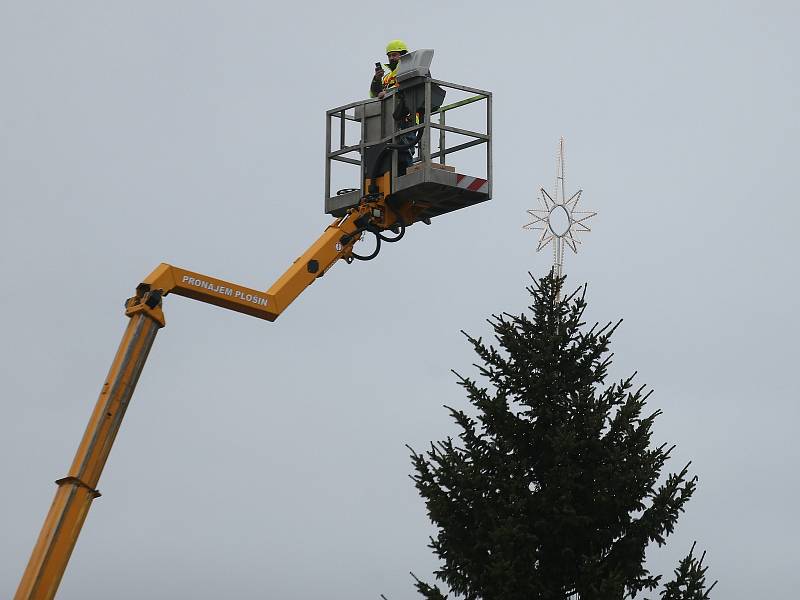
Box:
left=325, top=52, right=492, bottom=220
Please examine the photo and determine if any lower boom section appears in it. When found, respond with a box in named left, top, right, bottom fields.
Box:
left=15, top=298, right=164, bottom=600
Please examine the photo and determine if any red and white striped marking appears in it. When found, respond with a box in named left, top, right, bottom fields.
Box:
left=455, top=174, right=489, bottom=193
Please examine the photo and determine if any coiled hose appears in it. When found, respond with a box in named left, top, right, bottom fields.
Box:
left=350, top=215, right=406, bottom=261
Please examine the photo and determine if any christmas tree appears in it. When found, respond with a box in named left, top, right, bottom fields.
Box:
left=409, top=273, right=715, bottom=599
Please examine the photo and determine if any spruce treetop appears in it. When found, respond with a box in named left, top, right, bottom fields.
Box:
left=409, top=272, right=714, bottom=600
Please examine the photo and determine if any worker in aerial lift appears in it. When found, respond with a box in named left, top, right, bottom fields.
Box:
left=370, top=39, right=416, bottom=175
left=370, top=39, right=408, bottom=99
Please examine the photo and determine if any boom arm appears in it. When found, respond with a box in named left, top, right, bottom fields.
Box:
left=15, top=177, right=403, bottom=600
left=139, top=206, right=366, bottom=322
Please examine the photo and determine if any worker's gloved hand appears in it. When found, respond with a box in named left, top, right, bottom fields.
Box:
left=373, top=66, right=384, bottom=81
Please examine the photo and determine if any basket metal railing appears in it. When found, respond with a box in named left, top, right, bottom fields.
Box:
left=325, top=78, right=491, bottom=206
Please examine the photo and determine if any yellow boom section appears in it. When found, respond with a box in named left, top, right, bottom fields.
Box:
left=141, top=209, right=364, bottom=321
left=14, top=301, right=164, bottom=600
left=14, top=187, right=395, bottom=600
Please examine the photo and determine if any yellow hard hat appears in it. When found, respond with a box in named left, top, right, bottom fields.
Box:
left=385, top=39, right=409, bottom=54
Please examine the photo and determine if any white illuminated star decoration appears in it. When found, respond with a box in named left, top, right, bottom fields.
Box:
left=523, top=138, right=596, bottom=278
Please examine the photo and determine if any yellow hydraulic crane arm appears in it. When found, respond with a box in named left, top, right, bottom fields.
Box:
left=139, top=207, right=366, bottom=322
left=15, top=177, right=403, bottom=600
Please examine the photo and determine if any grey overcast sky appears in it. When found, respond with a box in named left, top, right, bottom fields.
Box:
left=1, top=1, right=797, bottom=598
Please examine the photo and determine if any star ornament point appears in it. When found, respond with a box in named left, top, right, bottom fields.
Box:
left=523, top=185, right=596, bottom=255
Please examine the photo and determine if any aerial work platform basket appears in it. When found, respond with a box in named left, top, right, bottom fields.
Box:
left=325, top=50, right=492, bottom=223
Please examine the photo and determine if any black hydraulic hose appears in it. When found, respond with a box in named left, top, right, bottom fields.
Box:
left=347, top=214, right=405, bottom=261
left=351, top=231, right=382, bottom=261
left=376, top=227, right=405, bottom=243
left=373, top=214, right=406, bottom=243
